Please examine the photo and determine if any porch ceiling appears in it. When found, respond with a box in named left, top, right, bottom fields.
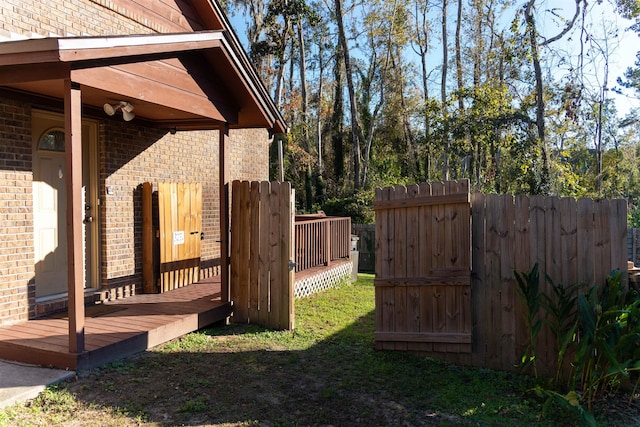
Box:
left=0, top=32, right=287, bottom=133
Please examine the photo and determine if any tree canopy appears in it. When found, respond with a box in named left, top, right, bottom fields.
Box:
left=227, top=0, right=640, bottom=223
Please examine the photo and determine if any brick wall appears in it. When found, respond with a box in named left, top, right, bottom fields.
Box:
left=228, top=128, right=270, bottom=181
left=0, top=1, right=273, bottom=324
left=0, top=99, right=34, bottom=324
left=99, top=121, right=269, bottom=291
left=0, top=0, right=155, bottom=38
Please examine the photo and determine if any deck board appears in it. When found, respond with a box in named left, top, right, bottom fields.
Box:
left=0, top=278, right=230, bottom=370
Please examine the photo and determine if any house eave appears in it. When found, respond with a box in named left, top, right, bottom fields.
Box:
left=0, top=31, right=287, bottom=133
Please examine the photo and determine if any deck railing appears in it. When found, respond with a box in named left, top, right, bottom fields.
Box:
left=294, top=215, right=351, bottom=272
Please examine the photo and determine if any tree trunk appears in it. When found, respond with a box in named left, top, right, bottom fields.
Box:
left=316, top=33, right=326, bottom=201
left=455, top=0, right=463, bottom=113
left=524, top=1, right=550, bottom=194
left=297, top=20, right=313, bottom=210
left=441, top=0, right=450, bottom=180
left=331, top=45, right=345, bottom=181
left=273, top=2, right=292, bottom=110
left=334, top=0, right=362, bottom=188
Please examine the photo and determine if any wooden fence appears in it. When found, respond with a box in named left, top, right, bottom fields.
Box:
left=374, top=180, right=628, bottom=375
left=294, top=216, right=351, bottom=272
left=374, top=181, right=472, bottom=357
left=352, top=224, right=375, bottom=272
left=230, top=180, right=295, bottom=330
left=361, top=223, right=640, bottom=275
left=629, top=228, right=640, bottom=267
left=142, top=182, right=202, bottom=293
left=472, top=192, right=627, bottom=374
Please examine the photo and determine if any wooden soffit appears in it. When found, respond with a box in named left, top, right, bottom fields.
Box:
left=0, top=31, right=287, bottom=133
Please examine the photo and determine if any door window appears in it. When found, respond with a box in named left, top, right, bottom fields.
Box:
left=38, top=129, right=65, bottom=151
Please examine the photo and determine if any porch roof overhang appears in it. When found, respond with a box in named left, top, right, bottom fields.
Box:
left=0, top=31, right=287, bottom=134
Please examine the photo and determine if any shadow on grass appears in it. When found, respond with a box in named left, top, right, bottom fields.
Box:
left=58, top=306, right=554, bottom=427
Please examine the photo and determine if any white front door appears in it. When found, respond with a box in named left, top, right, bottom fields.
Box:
left=32, top=110, right=99, bottom=298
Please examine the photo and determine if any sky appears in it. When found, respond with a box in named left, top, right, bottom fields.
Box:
left=534, top=0, right=640, bottom=115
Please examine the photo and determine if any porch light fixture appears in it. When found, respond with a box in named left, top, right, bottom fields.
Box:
left=103, top=101, right=135, bottom=121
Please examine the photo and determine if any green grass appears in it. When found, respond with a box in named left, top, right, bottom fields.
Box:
left=0, top=273, right=635, bottom=426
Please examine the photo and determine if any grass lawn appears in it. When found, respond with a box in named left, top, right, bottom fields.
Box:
left=0, top=273, right=637, bottom=426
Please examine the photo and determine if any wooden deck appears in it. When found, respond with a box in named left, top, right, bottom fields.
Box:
left=0, top=278, right=230, bottom=371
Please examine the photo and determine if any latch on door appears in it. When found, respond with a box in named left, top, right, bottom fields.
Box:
left=83, top=203, right=93, bottom=224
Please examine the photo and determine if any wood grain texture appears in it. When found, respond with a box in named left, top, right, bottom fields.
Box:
left=375, top=180, right=471, bottom=355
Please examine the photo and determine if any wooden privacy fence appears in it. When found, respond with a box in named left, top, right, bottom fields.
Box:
left=374, top=179, right=628, bottom=375
left=352, top=224, right=375, bottom=272
left=294, top=215, right=351, bottom=272
left=142, top=182, right=202, bottom=293
left=230, top=180, right=295, bottom=330
left=629, top=228, right=640, bottom=267
left=374, top=181, right=472, bottom=356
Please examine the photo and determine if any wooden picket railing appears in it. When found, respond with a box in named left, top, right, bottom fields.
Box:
left=294, top=215, right=351, bottom=272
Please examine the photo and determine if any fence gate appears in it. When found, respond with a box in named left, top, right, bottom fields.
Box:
left=230, top=180, right=295, bottom=330
left=374, top=180, right=472, bottom=358
left=142, top=182, right=202, bottom=293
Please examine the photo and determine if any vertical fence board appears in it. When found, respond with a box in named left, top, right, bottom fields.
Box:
left=417, top=183, right=433, bottom=353
left=431, top=182, right=446, bottom=353
left=444, top=182, right=457, bottom=354
left=248, top=181, right=260, bottom=322
left=374, top=187, right=384, bottom=347
left=485, top=194, right=502, bottom=369
left=159, top=183, right=169, bottom=292
left=594, top=199, right=610, bottom=284
left=177, top=183, right=186, bottom=287
left=381, top=186, right=395, bottom=351
left=193, top=183, right=202, bottom=284
left=406, top=184, right=420, bottom=276
left=258, top=181, right=271, bottom=326
left=231, top=181, right=248, bottom=322
left=513, top=195, right=530, bottom=368
left=406, top=185, right=421, bottom=353
left=268, top=182, right=282, bottom=329
left=528, top=195, right=547, bottom=373
left=611, top=200, right=628, bottom=276
left=541, top=197, right=561, bottom=376
left=279, top=183, right=294, bottom=330
left=559, top=197, right=578, bottom=286
left=499, top=195, right=516, bottom=370
left=471, top=192, right=486, bottom=366
left=393, top=186, right=408, bottom=351
left=577, top=199, right=594, bottom=286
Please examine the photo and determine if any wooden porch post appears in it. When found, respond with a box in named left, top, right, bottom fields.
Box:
left=64, top=79, right=85, bottom=353
left=219, top=126, right=230, bottom=304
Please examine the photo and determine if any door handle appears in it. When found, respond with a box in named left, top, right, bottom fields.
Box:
left=83, top=216, right=93, bottom=224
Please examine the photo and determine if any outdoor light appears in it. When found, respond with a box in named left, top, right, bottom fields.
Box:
left=103, top=101, right=135, bottom=121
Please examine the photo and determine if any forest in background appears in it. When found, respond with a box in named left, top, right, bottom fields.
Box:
left=224, top=0, right=640, bottom=225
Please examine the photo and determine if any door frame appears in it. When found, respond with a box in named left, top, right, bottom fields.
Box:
left=32, top=109, right=100, bottom=300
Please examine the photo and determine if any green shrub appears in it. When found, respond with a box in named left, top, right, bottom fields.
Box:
left=320, top=189, right=374, bottom=224
left=515, top=266, right=640, bottom=424
left=573, top=271, right=640, bottom=410
left=629, top=207, right=640, bottom=228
